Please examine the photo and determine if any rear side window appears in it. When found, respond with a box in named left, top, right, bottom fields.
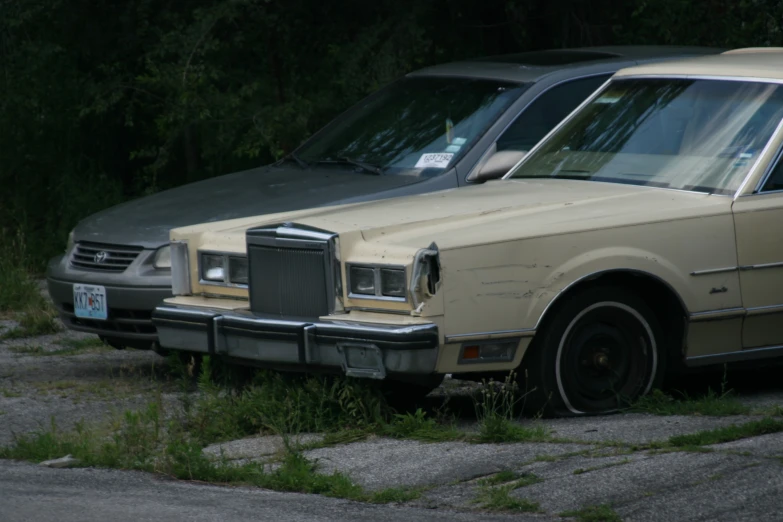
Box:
left=496, top=74, right=611, bottom=153
left=761, top=154, right=783, bottom=192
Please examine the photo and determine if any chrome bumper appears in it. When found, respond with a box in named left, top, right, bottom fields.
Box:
left=151, top=304, right=440, bottom=378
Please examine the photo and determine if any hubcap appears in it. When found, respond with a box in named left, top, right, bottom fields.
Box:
left=557, top=301, right=655, bottom=414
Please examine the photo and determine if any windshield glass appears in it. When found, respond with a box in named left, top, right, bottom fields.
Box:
left=296, top=76, right=529, bottom=176
left=510, top=78, right=783, bottom=195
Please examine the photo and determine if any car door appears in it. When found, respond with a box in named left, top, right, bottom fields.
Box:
left=733, top=151, right=783, bottom=348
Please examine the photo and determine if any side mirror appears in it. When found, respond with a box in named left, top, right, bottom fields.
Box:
left=473, top=150, right=527, bottom=183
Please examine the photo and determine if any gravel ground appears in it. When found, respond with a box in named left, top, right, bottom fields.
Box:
left=2, top=307, right=783, bottom=521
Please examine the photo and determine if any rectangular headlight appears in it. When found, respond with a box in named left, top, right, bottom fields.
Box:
left=228, top=256, right=248, bottom=285
left=348, top=264, right=407, bottom=301
left=350, top=266, right=376, bottom=295
left=201, top=254, right=225, bottom=282
left=170, top=241, right=191, bottom=296
left=380, top=268, right=406, bottom=297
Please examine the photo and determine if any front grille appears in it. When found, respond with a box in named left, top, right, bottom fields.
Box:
left=70, top=242, right=143, bottom=272
left=248, top=244, right=329, bottom=317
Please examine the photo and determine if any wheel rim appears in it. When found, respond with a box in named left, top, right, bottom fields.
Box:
left=555, top=301, right=657, bottom=414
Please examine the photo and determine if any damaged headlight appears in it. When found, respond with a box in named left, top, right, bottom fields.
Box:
left=410, top=243, right=442, bottom=308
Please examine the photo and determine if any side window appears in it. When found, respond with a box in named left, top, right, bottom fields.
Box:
left=761, top=154, right=783, bottom=192
left=496, top=74, right=611, bottom=152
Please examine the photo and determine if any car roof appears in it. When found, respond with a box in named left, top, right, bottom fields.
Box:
left=614, top=48, right=783, bottom=80
left=406, top=46, right=723, bottom=84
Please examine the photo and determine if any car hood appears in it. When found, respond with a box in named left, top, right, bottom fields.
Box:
left=190, top=178, right=733, bottom=252
left=72, top=165, right=425, bottom=248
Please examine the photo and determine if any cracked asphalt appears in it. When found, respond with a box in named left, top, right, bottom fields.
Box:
left=2, top=314, right=783, bottom=521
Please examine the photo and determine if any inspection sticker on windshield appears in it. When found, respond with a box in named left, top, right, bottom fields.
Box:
left=416, top=153, right=453, bottom=169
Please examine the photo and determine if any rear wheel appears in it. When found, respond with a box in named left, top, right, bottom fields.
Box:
left=523, top=286, right=664, bottom=417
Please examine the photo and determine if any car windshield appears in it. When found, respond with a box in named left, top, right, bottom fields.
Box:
left=510, top=78, right=783, bottom=195
left=296, top=76, right=529, bottom=176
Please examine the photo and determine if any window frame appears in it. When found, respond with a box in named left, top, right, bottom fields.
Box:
left=466, top=72, right=613, bottom=183
left=754, top=144, right=783, bottom=195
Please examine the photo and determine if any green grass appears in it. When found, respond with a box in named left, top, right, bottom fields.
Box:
left=669, top=418, right=783, bottom=447
left=1, top=304, right=61, bottom=340
left=630, top=388, right=749, bottom=416
left=0, top=387, right=21, bottom=398
left=474, top=480, right=541, bottom=512
left=561, top=504, right=622, bottom=521
left=382, top=408, right=463, bottom=442
left=472, top=371, right=551, bottom=443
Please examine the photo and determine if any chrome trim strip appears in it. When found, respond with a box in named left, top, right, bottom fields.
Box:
left=502, top=77, right=614, bottom=181
left=753, top=140, right=783, bottom=193
left=445, top=328, right=536, bottom=343
left=746, top=303, right=783, bottom=316
left=616, top=74, right=783, bottom=84
left=685, top=344, right=783, bottom=367
left=170, top=240, right=191, bottom=296
left=690, top=266, right=738, bottom=276
left=689, top=307, right=745, bottom=322
left=734, top=112, right=783, bottom=199
left=739, top=261, right=783, bottom=271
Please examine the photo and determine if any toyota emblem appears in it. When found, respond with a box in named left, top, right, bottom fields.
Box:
left=94, top=251, right=109, bottom=264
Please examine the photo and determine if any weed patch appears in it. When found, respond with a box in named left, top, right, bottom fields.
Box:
left=2, top=304, right=61, bottom=340
left=474, top=478, right=541, bottom=512
left=382, top=408, right=462, bottom=442
left=630, top=388, right=748, bottom=417
left=474, top=372, right=550, bottom=443
left=561, top=504, right=622, bottom=521
left=669, top=418, right=783, bottom=447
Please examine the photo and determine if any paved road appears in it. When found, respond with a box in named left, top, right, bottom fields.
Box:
left=0, top=460, right=529, bottom=522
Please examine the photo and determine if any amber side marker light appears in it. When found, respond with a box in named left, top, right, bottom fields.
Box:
left=463, top=345, right=480, bottom=360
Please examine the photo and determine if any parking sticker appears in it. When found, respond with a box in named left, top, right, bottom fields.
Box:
left=415, top=153, right=454, bottom=169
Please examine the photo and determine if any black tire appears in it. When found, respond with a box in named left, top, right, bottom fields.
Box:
left=522, top=286, right=665, bottom=417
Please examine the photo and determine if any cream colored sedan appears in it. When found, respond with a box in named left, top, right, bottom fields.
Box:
left=152, top=48, right=783, bottom=416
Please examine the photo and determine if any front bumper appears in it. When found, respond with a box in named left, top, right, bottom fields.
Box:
left=152, top=304, right=440, bottom=378
left=46, top=253, right=173, bottom=347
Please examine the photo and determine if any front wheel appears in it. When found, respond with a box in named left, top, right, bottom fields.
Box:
left=522, top=286, right=664, bottom=417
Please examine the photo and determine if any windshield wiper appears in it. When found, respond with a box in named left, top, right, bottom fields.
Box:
left=280, top=152, right=309, bottom=170
left=317, top=157, right=383, bottom=175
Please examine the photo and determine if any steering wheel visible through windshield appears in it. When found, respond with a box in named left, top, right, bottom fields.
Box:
left=510, top=78, right=783, bottom=195
left=296, top=76, right=529, bottom=176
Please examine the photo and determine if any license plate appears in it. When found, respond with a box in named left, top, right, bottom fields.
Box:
left=73, top=284, right=108, bottom=320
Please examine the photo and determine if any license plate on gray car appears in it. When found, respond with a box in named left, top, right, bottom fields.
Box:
left=73, top=284, right=108, bottom=320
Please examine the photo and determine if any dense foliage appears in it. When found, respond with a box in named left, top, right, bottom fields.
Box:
left=2, top=0, right=782, bottom=269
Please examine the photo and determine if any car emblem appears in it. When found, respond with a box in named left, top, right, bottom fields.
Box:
left=94, top=251, right=109, bottom=264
